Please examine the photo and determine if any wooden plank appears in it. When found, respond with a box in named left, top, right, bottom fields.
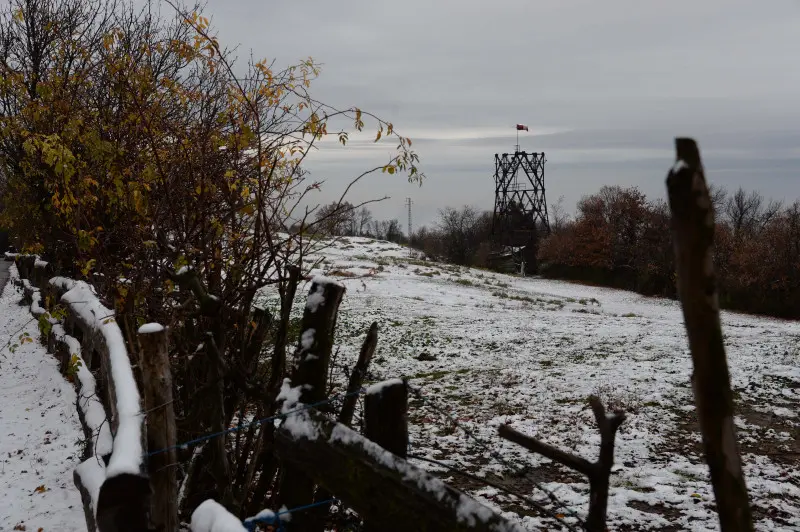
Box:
left=275, top=410, right=525, bottom=532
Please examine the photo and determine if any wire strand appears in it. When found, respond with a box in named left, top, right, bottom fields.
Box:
left=146, top=389, right=364, bottom=458
left=243, top=498, right=337, bottom=532
left=407, top=383, right=585, bottom=530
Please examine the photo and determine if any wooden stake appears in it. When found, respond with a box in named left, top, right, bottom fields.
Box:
left=138, top=324, right=178, bottom=532
left=666, top=138, right=753, bottom=531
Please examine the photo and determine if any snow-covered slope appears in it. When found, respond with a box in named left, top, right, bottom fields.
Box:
left=296, top=236, right=800, bottom=531
left=0, top=265, right=85, bottom=531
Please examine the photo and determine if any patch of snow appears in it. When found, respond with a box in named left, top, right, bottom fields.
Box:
left=366, top=378, right=404, bottom=396
left=672, top=159, right=688, bottom=173
left=276, top=379, right=320, bottom=440
left=243, top=506, right=292, bottom=528
left=306, top=283, right=326, bottom=313
left=246, top=508, right=275, bottom=524
left=138, top=322, right=165, bottom=334
left=34, top=258, right=49, bottom=268
left=191, top=499, right=247, bottom=532
left=300, top=328, right=315, bottom=352
left=277, top=378, right=303, bottom=413
left=50, top=276, right=77, bottom=291
left=75, top=459, right=106, bottom=516
left=22, top=278, right=47, bottom=317
left=51, top=324, right=113, bottom=458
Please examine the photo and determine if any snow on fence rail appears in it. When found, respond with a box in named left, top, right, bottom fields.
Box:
left=9, top=254, right=144, bottom=531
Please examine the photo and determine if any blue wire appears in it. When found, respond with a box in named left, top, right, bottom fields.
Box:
left=243, top=498, right=337, bottom=532
left=146, top=389, right=363, bottom=458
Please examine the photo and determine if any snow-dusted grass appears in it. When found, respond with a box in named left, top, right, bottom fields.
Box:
left=0, top=265, right=85, bottom=531
left=286, top=236, right=800, bottom=531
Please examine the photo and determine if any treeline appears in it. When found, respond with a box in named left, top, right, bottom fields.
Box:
left=333, top=186, right=800, bottom=319
left=539, top=185, right=800, bottom=319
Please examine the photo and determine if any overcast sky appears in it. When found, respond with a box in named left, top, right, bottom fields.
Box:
left=205, top=0, right=800, bottom=229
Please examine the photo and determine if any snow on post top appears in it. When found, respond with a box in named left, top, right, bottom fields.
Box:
left=138, top=322, right=165, bottom=334
left=672, top=159, right=688, bottom=173
left=305, top=275, right=344, bottom=313
left=191, top=499, right=248, bottom=532
left=366, top=378, right=404, bottom=396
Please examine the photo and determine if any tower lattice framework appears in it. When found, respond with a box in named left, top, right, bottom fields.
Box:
left=491, top=151, right=550, bottom=251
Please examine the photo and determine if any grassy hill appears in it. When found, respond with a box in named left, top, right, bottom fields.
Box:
left=286, top=236, right=800, bottom=530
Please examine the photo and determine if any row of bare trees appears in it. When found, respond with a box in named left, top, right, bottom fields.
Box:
left=311, top=202, right=495, bottom=266
left=312, top=201, right=405, bottom=242
left=539, top=185, right=800, bottom=318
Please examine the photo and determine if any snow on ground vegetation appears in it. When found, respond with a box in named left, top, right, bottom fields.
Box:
left=265, top=236, right=800, bottom=531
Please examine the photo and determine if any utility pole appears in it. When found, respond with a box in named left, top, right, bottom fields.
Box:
left=405, top=197, right=413, bottom=241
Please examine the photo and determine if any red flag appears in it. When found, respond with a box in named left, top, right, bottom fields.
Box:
left=516, top=124, right=529, bottom=131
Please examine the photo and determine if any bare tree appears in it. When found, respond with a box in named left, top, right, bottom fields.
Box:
left=550, top=195, right=571, bottom=232
left=314, top=201, right=356, bottom=236
left=724, top=188, right=765, bottom=239
left=355, top=206, right=373, bottom=236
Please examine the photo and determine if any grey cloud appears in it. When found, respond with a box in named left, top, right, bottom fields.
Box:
left=203, top=0, right=800, bottom=227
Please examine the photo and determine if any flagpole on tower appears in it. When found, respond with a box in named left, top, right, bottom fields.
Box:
left=514, top=123, right=528, bottom=152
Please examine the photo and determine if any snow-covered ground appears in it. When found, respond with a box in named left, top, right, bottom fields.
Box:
left=0, top=264, right=85, bottom=531
left=292, top=236, right=800, bottom=531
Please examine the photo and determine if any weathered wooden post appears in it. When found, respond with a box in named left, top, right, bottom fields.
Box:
left=277, top=277, right=345, bottom=531
left=364, top=378, right=408, bottom=458
left=138, top=323, right=178, bottom=532
left=308, top=322, right=381, bottom=527
left=666, top=138, right=753, bottom=531
left=363, top=378, right=409, bottom=532
left=338, top=322, right=379, bottom=426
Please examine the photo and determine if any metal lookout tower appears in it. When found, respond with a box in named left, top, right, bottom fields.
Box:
left=490, top=124, right=550, bottom=273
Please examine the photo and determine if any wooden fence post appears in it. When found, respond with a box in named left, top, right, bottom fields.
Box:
left=308, top=322, right=381, bottom=528
left=338, top=322, right=379, bottom=426
left=138, top=323, right=178, bottom=532
left=666, top=137, right=753, bottom=531
left=363, top=378, right=408, bottom=532
left=277, top=277, right=345, bottom=531
left=364, top=378, right=408, bottom=458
